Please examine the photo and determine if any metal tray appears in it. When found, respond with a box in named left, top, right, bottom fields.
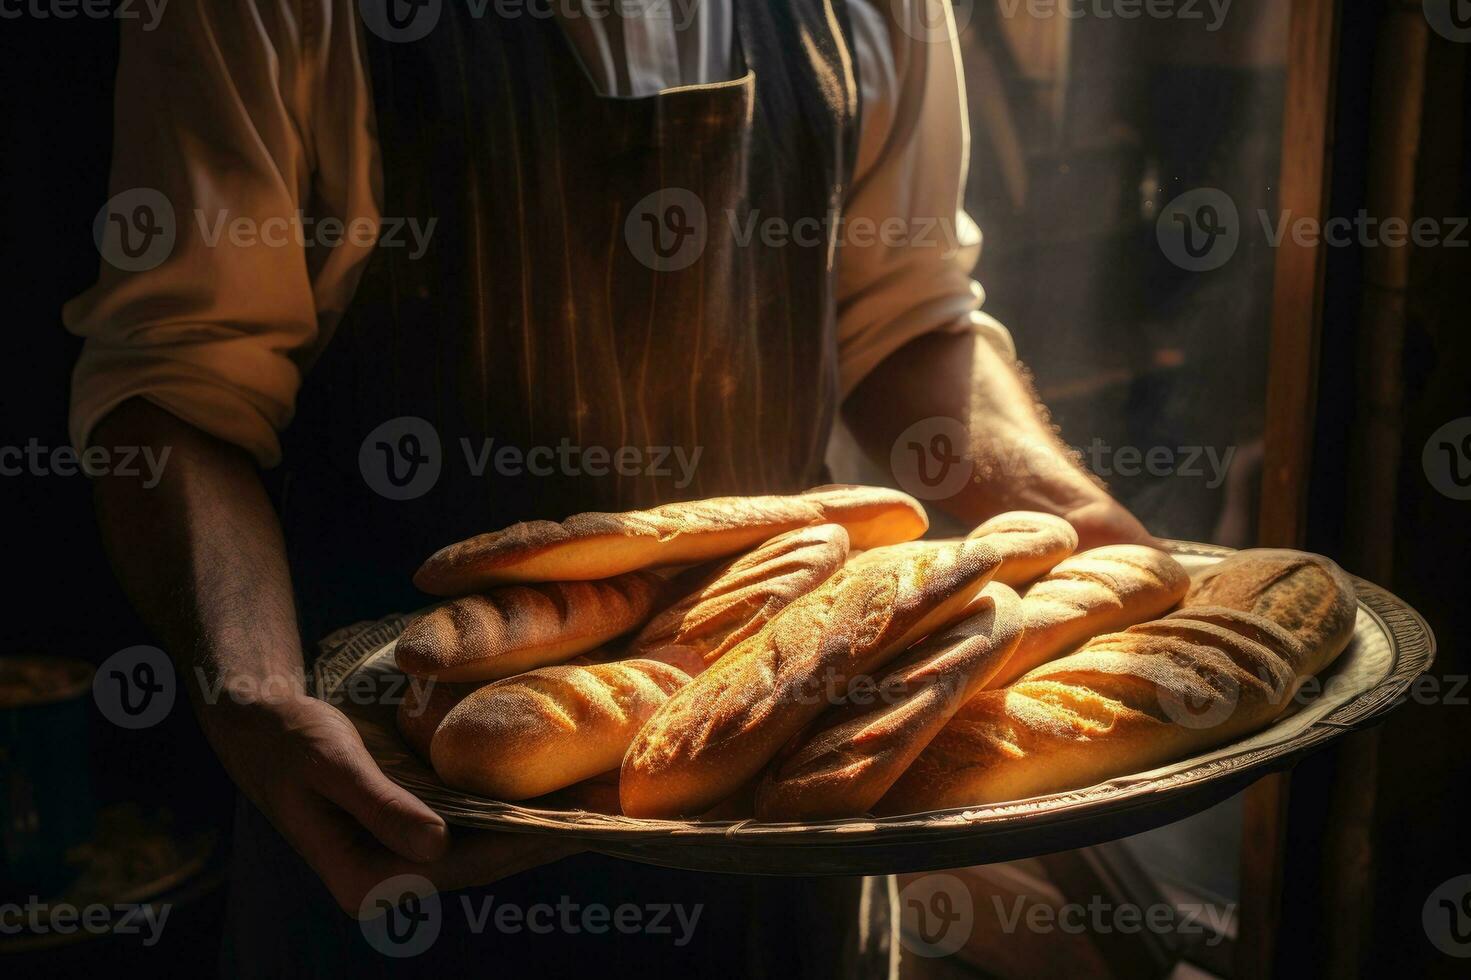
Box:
left=315, top=541, right=1434, bottom=876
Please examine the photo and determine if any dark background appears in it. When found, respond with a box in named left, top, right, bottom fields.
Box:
left=2, top=5, right=1469, bottom=978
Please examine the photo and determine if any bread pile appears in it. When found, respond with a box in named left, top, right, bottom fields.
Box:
left=391, top=487, right=1358, bottom=819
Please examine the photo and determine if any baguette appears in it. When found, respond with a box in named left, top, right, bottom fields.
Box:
left=985, top=545, right=1189, bottom=689
left=620, top=538, right=1002, bottom=818
left=966, top=511, right=1079, bottom=585
left=413, top=485, right=927, bottom=594
left=432, top=659, right=688, bottom=800
left=755, top=581, right=1024, bottom=821
left=395, top=571, right=665, bottom=682
left=629, top=524, right=849, bottom=676
left=880, top=606, right=1321, bottom=811
left=1183, top=548, right=1357, bottom=674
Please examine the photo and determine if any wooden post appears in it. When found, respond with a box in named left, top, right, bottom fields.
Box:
left=1240, top=0, right=1341, bottom=976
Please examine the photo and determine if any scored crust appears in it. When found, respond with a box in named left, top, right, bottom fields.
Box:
left=1183, top=548, right=1357, bottom=676
left=412, top=485, right=927, bottom=594
left=629, top=524, right=850, bottom=675
left=620, top=538, right=1002, bottom=818
left=878, top=606, right=1309, bottom=812
left=966, top=511, right=1079, bottom=586
left=395, top=571, right=665, bottom=682
left=754, top=581, right=1024, bottom=822
left=431, top=659, right=688, bottom=800
left=984, top=545, right=1189, bottom=689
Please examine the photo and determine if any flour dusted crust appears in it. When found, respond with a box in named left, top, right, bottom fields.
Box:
left=620, top=538, right=1002, bottom=818
left=431, top=659, right=689, bottom=800
left=985, top=545, right=1190, bottom=689
left=1184, top=548, right=1357, bottom=676
left=880, top=606, right=1315, bottom=812
left=966, top=511, right=1079, bottom=586
left=754, top=581, right=1024, bottom=822
left=629, top=524, right=850, bottom=676
left=395, top=571, right=665, bottom=682
left=412, top=485, right=928, bottom=594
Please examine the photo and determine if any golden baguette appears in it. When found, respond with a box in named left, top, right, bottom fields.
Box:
left=432, top=659, right=688, bottom=800
left=754, top=581, right=1024, bottom=821
left=1183, top=548, right=1357, bottom=674
left=395, top=571, right=665, bottom=682
left=985, top=545, right=1189, bottom=689
left=620, top=539, right=1002, bottom=818
left=966, top=511, right=1079, bottom=585
left=413, top=484, right=927, bottom=594
left=880, top=606, right=1323, bottom=812
left=629, top=524, right=850, bottom=676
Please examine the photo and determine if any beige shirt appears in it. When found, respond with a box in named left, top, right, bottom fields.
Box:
left=64, top=0, right=1013, bottom=466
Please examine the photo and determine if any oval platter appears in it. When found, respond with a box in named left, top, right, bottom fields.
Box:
left=315, top=541, right=1435, bottom=876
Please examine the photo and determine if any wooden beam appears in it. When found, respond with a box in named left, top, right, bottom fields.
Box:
left=1257, top=0, right=1340, bottom=550
left=1240, top=0, right=1342, bottom=976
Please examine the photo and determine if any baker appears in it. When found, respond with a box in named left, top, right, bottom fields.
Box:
left=67, top=1, right=1149, bottom=976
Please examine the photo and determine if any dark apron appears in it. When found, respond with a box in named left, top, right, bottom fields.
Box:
left=228, top=2, right=893, bottom=977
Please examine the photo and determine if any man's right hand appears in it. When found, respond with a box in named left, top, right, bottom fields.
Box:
left=202, top=691, right=580, bottom=914
left=91, top=399, right=577, bottom=916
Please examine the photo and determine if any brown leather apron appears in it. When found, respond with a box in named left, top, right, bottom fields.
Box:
left=230, top=3, right=894, bottom=978
left=279, top=0, right=857, bottom=645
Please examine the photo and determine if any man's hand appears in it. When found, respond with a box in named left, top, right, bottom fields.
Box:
left=91, top=399, right=575, bottom=915
left=845, top=330, right=1154, bottom=545
left=205, top=691, right=580, bottom=914
left=1060, top=494, right=1156, bottom=550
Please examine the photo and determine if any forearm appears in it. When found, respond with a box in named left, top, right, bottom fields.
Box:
left=91, top=398, right=305, bottom=710
left=844, top=330, right=1105, bottom=524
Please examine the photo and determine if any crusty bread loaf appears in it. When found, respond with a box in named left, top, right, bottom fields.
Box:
left=620, top=538, right=1002, bottom=818
left=413, top=485, right=928, bottom=594
left=431, top=659, right=688, bottom=800
left=754, top=581, right=1024, bottom=821
left=985, top=545, right=1189, bottom=689
left=629, top=524, right=850, bottom=676
left=395, top=572, right=665, bottom=682
left=880, top=603, right=1344, bottom=812
left=1184, top=548, right=1357, bottom=675
left=395, top=678, right=480, bottom=760
left=966, top=512, right=1079, bottom=585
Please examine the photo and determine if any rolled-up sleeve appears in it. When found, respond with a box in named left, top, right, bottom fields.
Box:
left=64, top=0, right=363, bottom=467
left=836, top=0, right=1016, bottom=398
